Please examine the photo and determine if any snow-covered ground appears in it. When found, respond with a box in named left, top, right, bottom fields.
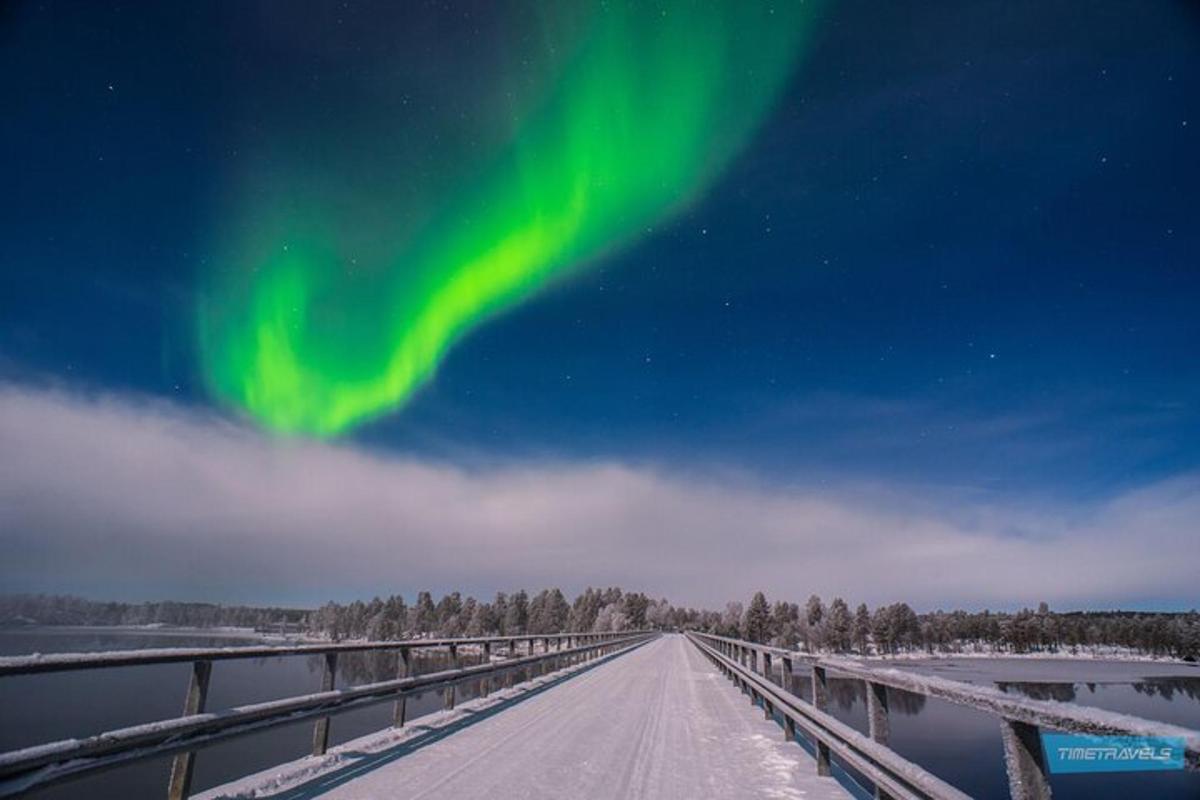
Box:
left=881, top=655, right=1200, bottom=684
left=864, top=643, right=1192, bottom=664
left=198, top=634, right=847, bottom=800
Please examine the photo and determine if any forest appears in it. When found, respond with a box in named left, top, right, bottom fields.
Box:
left=3, top=590, right=1197, bottom=660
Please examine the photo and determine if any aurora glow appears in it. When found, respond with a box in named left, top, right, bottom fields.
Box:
left=198, top=1, right=821, bottom=436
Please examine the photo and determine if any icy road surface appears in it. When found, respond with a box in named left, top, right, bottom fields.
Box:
left=303, top=634, right=844, bottom=799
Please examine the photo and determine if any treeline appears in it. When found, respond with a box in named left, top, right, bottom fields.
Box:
left=698, top=593, right=1200, bottom=661
left=0, top=594, right=308, bottom=631
left=6, top=591, right=1198, bottom=661
left=308, top=587, right=680, bottom=640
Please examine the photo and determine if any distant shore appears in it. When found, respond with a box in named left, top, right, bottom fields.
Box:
left=0, top=623, right=316, bottom=643
left=877, top=653, right=1200, bottom=683
left=867, top=646, right=1195, bottom=665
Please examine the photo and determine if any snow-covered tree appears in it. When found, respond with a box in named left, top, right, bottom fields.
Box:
left=853, top=603, right=871, bottom=654
left=743, top=592, right=772, bottom=643
left=827, top=597, right=853, bottom=652
left=770, top=601, right=800, bottom=649
left=504, top=590, right=529, bottom=635
left=720, top=602, right=744, bottom=637
left=411, top=591, right=437, bottom=635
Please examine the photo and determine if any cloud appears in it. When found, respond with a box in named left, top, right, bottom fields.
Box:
left=0, top=383, right=1197, bottom=609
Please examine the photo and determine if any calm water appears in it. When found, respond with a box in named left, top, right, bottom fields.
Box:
left=772, top=657, right=1200, bottom=800
left=2, top=631, right=1199, bottom=799
left=0, top=627, right=507, bottom=799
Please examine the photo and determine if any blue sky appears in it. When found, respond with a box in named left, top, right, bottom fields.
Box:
left=1, top=1, right=1197, bottom=608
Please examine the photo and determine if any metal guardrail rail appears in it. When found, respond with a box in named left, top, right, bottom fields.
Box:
left=0, top=630, right=656, bottom=799
left=687, top=631, right=1200, bottom=800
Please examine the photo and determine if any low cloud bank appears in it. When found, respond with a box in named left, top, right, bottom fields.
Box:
left=1, top=383, right=1196, bottom=609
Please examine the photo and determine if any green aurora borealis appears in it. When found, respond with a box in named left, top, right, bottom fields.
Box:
left=198, top=1, right=821, bottom=436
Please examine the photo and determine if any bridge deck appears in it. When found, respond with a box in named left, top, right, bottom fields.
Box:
left=204, top=634, right=847, bottom=800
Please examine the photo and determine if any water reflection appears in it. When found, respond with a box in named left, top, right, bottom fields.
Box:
left=1132, top=677, right=1200, bottom=703
left=772, top=664, right=1200, bottom=800
left=0, top=630, right=525, bottom=800
left=996, top=681, right=1079, bottom=702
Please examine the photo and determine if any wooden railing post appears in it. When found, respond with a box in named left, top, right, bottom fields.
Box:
left=781, top=656, right=793, bottom=694
left=166, top=659, right=211, bottom=800
left=481, top=642, right=492, bottom=697
left=444, top=644, right=459, bottom=709
left=763, top=651, right=773, bottom=683
left=811, top=665, right=831, bottom=776
left=1000, top=719, right=1052, bottom=800
left=506, top=639, right=517, bottom=687
left=811, top=665, right=828, bottom=709
left=866, top=681, right=893, bottom=799
left=866, top=681, right=890, bottom=744
left=311, top=653, right=338, bottom=756
left=392, top=648, right=410, bottom=727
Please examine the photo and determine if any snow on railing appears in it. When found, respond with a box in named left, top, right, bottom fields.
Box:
left=0, top=630, right=639, bottom=675
left=0, top=630, right=656, bottom=800
left=686, top=630, right=1200, bottom=800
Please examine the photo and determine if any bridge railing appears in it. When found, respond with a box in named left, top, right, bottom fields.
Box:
left=0, top=629, right=656, bottom=799
left=686, top=631, right=1200, bottom=800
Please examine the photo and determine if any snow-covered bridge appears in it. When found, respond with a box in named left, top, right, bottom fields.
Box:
left=201, top=634, right=848, bottom=800
left=2, top=630, right=1198, bottom=799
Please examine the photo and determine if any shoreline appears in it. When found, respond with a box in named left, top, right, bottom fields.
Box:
left=0, top=623, right=316, bottom=642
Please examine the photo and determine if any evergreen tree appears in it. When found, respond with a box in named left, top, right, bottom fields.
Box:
left=569, top=588, right=602, bottom=632
left=805, top=595, right=825, bottom=650
left=527, top=589, right=550, bottom=634
left=622, top=592, right=650, bottom=629
left=544, top=588, right=570, bottom=633
left=770, top=601, right=800, bottom=648
left=853, top=603, right=871, bottom=654
left=492, top=592, right=509, bottom=634
left=805, top=594, right=824, bottom=628
left=743, top=591, right=772, bottom=643
left=412, top=591, right=437, bottom=634
left=827, top=597, right=853, bottom=652
left=505, top=590, right=529, bottom=634
left=720, top=602, right=744, bottom=637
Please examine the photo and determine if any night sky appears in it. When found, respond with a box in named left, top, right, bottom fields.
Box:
left=1, top=2, right=1198, bottom=607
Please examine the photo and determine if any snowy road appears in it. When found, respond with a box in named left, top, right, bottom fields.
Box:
left=293, top=634, right=846, bottom=800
